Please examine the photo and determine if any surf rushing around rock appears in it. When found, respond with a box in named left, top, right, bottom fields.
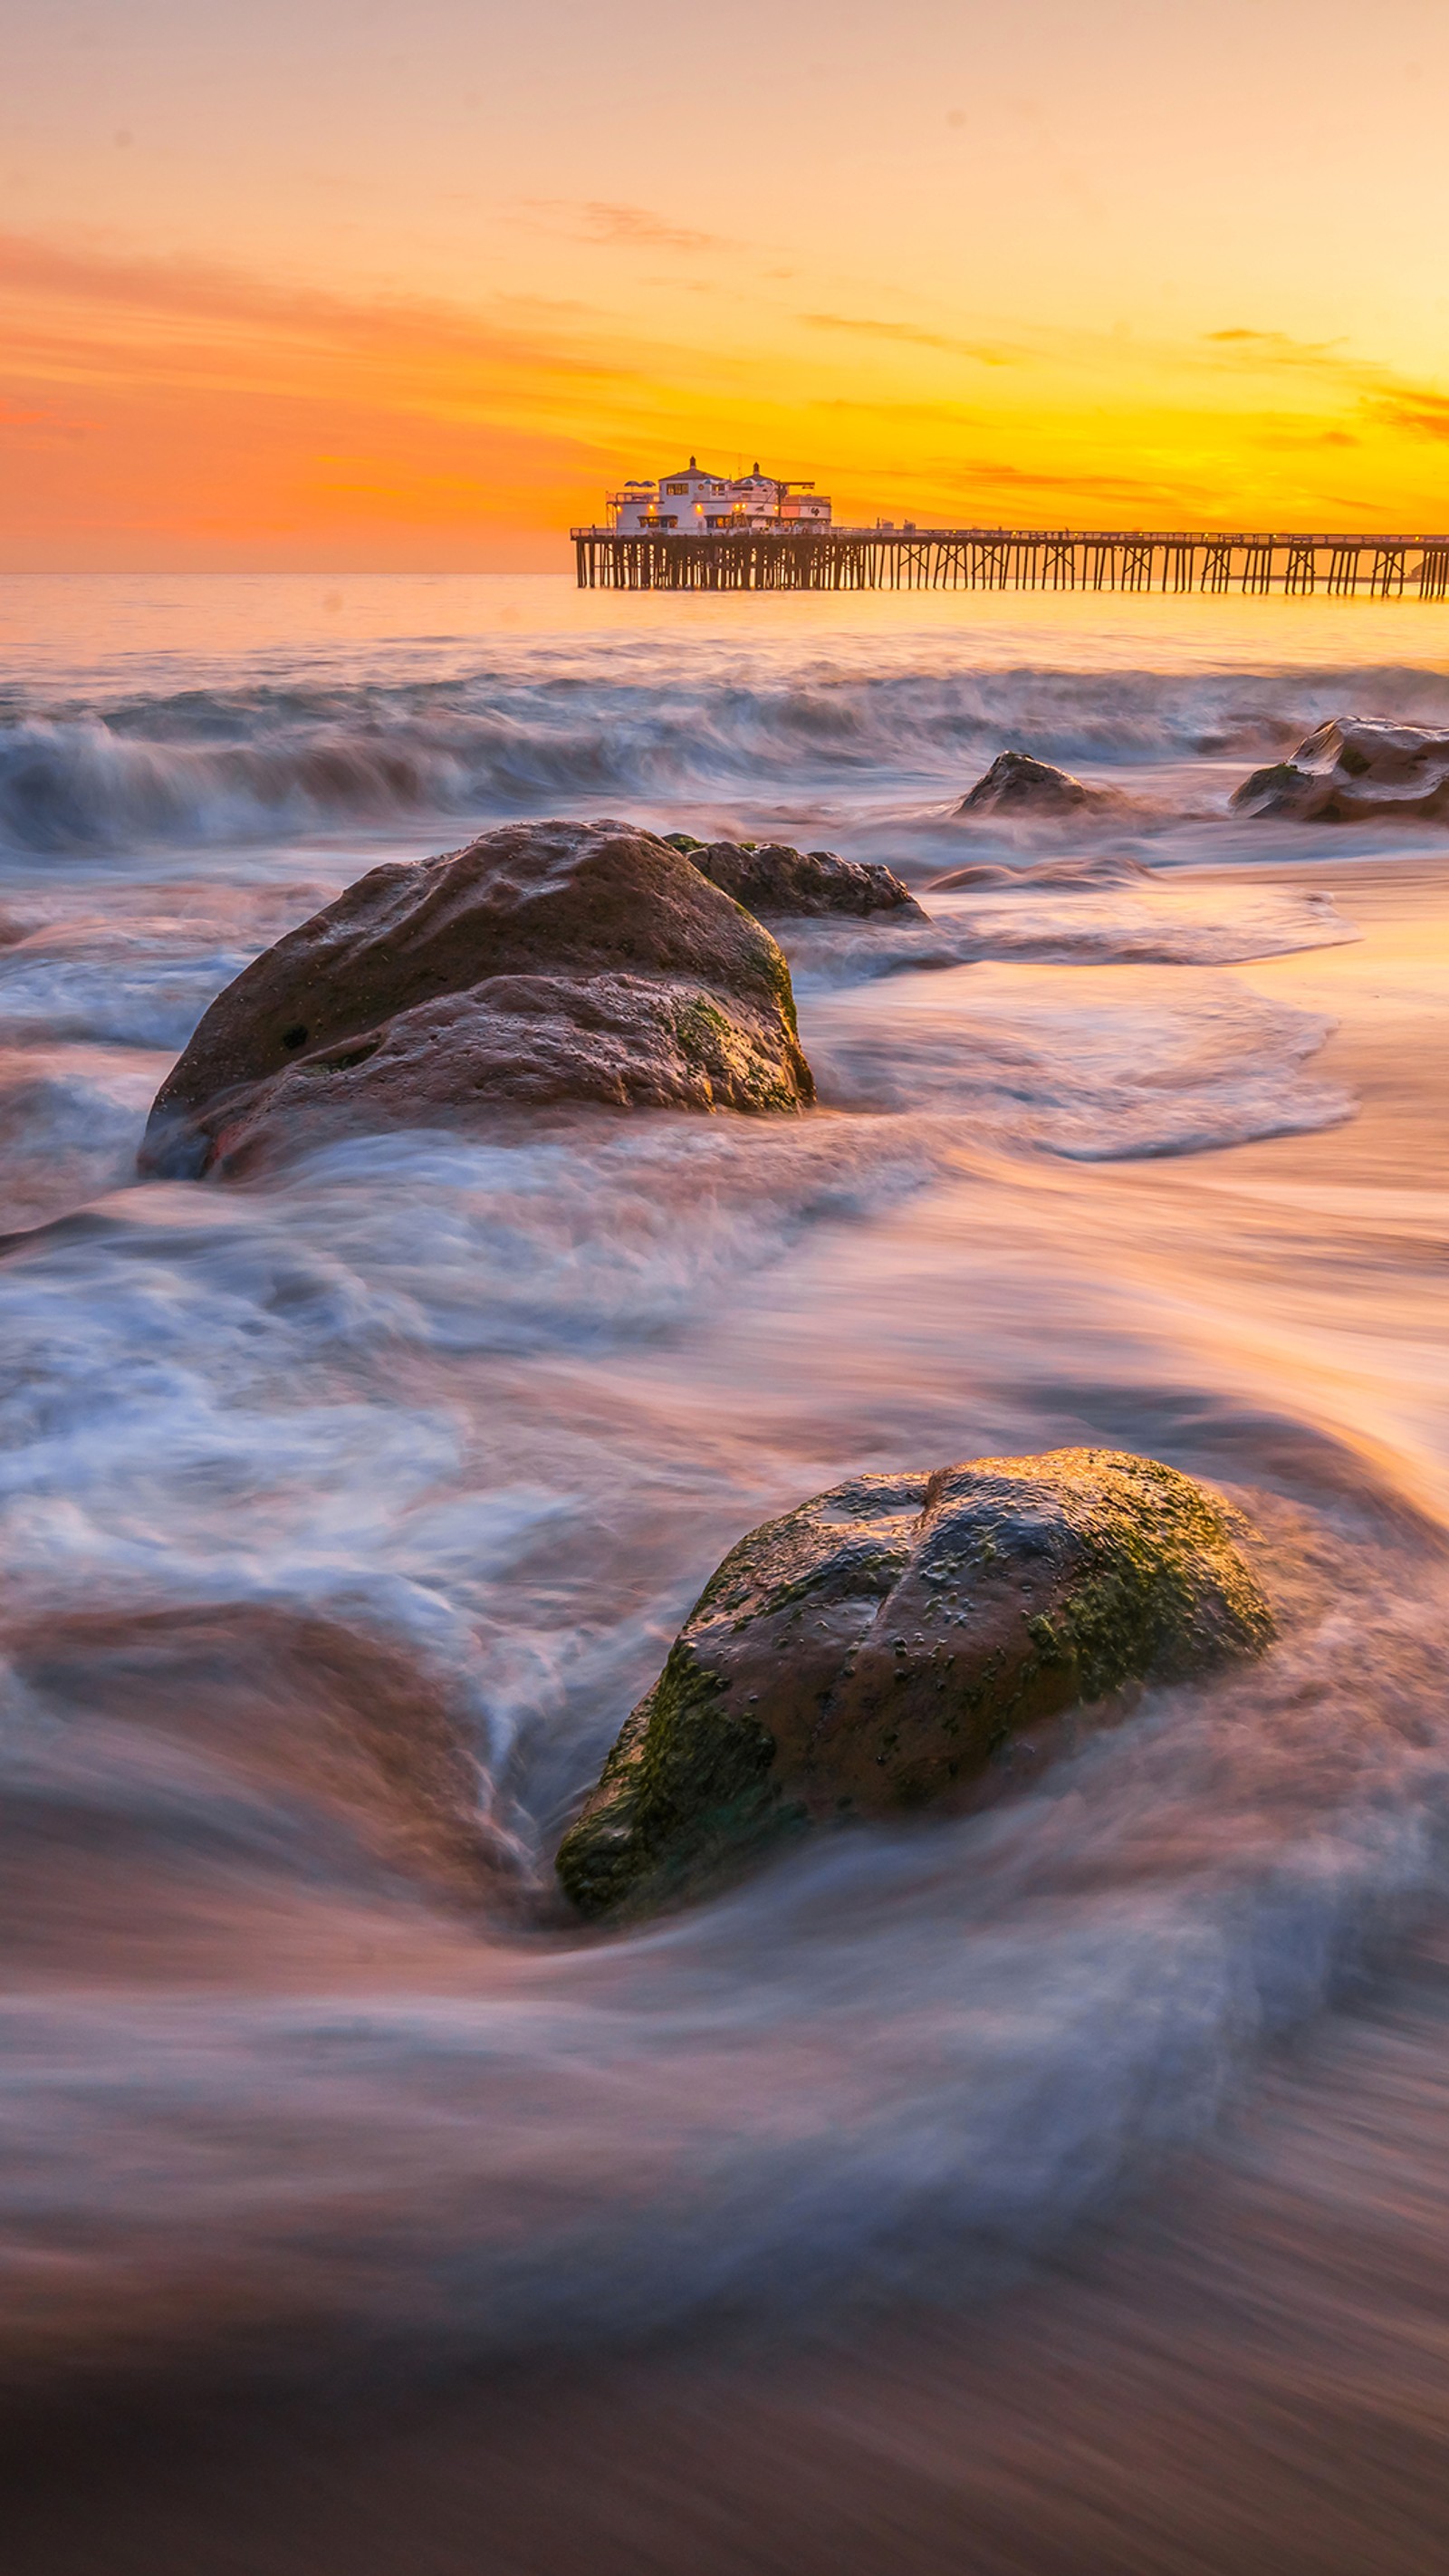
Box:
left=1, top=574, right=1448, bottom=2406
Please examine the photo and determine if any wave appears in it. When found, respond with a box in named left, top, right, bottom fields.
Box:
left=801, top=967, right=1353, bottom=1158
left=7, top=657, right=1449, bottom=855
left=780, top=883, right=1358, bottom=989
left=2, top=1495, right=1446, bottom=2379
left=0, top=1048, right=163, bottom=1231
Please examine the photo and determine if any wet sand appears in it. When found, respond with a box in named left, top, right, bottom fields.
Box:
left=10, top=1915, right=1449, bottom=2576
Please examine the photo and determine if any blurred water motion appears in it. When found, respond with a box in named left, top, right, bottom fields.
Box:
left=3, top=580, right=1449, bottom=2568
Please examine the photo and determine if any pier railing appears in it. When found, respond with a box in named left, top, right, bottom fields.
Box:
left=571, top=526, right=1449, bottom=598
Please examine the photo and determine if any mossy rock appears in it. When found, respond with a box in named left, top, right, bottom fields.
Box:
left=1229, top=719, right=1449, bottom=823
left=556, top=1448, right=1273, bottom=1922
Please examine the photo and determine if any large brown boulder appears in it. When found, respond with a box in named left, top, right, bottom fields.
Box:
left=140, top=820, right=814, bottom=1176
left=665, top=834, right=924, bottom=920
left=1232, top=718, right=1449, bottom=822
left=557, top=1448, right=1273, bottom=1922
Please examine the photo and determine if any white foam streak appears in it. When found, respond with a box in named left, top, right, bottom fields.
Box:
left=1, top=590, right=1446, bottom=2382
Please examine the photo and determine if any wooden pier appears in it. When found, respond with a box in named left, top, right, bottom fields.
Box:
left=572, top=526, right=1449, bottom=599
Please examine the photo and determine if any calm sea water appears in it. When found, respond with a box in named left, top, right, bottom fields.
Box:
left=3, top=579, right=1449, bottom=2550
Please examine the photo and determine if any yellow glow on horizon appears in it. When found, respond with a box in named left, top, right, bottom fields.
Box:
left=4, top=0, right=1448, bottom=566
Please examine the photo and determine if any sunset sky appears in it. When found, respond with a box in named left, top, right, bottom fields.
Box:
left=5, top=0, right=1449, bottom=566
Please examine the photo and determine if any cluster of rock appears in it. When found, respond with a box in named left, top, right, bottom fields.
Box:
left=557, top=1447, right=1272, bottom=1921
left=139, top=820, right=940, bottom=1177
left=135, top=709, right=1449, bottom=1179
left=1231, top=718, right=1449, bottom=823
left=140, top=820, right=817, bottom=1177
left=951, top=721, right=1449, bottom=832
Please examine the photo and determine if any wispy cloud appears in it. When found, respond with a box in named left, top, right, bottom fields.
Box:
left=1204, top=327, right=1343, bottom=360
left=1249, top=418, right=1361, bottom=452
left=0, top=225, right=657, bottom=562
left=0, top=392, right=65, bottom=431
left=7, top=225, right=1449, bottom=562
left=801, top=427, right=1221, bottom=518
left=1375, top=387, right=1449, bottom=440
left=803, top=312, right=1016, bottom=365
left=938, top=455, right=1222, bottom=512
left=0, top=230, right=629, bottom=377
left=522, top=201, right=727, bottom=253
left=0, top=228, right=648, bottom=422
left=1204, top=326, right=1449, bottom=450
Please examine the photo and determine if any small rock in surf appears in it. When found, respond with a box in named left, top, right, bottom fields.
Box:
left=956, top=750, right=1098, bottom=815
left=556, top=1447, right=1274, bottom=1922
left=139, top=819, right=815, bottom=1177
left=1232, top=718, right=1449, bottom=822
left=665, top=834, right=926, bottom=920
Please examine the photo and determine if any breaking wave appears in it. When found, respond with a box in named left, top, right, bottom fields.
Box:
left=6, top=651, right=1449, bottom=856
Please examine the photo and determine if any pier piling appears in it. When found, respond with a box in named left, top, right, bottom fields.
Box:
left=571, top=527, right=1449, bottom=598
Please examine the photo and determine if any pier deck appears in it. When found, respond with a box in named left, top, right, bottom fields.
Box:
left=571, top=526, right=1449, bottom=598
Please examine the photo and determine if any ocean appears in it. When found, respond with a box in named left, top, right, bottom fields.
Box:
left=4, top=572, right=1449, bottom=2569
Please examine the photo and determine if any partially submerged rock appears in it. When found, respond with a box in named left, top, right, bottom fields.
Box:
left=665, top=834, right=925, bottom=920
left=1232, top=718, right=1449, bottom=823
left=141, top=820, right=814, bottom=1176
left=956, top=751, right=1098, bottom=816
left=556, top=1447, right=1273, bottom=1921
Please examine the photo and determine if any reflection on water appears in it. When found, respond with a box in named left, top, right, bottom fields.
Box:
left=3, top=579, right=1449, bottom=2566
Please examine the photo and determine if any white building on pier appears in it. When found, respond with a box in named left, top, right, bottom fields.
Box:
left=609, top=458, right=831, bottom=533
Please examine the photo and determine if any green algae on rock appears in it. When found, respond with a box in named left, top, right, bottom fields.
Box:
left=1231, top=718, right=1449, bottom=823
left=556, top=1447, right=1273, bottom=1922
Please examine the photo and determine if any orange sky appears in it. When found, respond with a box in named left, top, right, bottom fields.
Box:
left=5, top=0, right=1449, bottom=566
